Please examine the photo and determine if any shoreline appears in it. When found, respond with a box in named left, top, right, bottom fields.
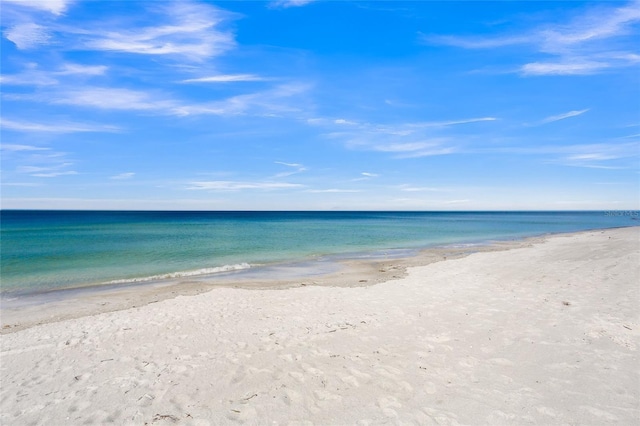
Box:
left=2, top=226, right=635, bottom=334
left=1, top=226, right=638, bottom=424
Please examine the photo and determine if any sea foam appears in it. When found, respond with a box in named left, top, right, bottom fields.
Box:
left=105, top=263, right=251, bottom=284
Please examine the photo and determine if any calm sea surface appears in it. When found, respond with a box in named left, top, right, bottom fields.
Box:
left=1, top=210, right=637, bottom=296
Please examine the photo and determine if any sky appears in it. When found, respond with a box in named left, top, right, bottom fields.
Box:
left=1, top=0, right=639, bottom=210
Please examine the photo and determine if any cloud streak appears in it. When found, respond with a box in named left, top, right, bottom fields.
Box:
left=77, top=2, right=235, bottom=61
left=425, top=1, right=640, bottom=76
left=6, top=82, right=310, bottom=118
left=312, top=115, right=496, bottom=158
left=110, top=172, right=136, bottom=180
left=5, top=23, right=51, bottom=49
left=540, top=109, right=590, bottom=124
left=3, top=1, right=235, bottom=61
left=187, top=181, right=304, bottom=191
left=1, top=118, right=120, bottom=133
left=181, top=74, right=267, bottom=83
left=270, top=0, right=317, bottom=9
left=3, top=0, right=72, bottom=15
left=273, top=162, right=307, bottom=177
left=1, top=144, right=50, bottom=152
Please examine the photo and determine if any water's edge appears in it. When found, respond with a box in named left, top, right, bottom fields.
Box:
left=2, top=226, right=637, bottom=334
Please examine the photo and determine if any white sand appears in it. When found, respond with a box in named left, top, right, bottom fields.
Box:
left=1, top=227, right=639, bottom=425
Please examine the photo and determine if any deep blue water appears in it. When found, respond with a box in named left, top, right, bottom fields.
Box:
left=1, top=210, right=637, bottom=296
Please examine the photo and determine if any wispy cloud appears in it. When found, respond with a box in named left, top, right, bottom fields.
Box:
left=110, top=172, right=136, bottom=180
left=57, top=63, right=107, bottom=76
left=3, top=0, right=72, bottom=15
left=520, top=60, right=610, bottom=76
left=311, top=115, right=495, bottom=158
left=306, top=188, right=360, bottom=193
left=187, top=181, right=304, bottom=191
left=424, top=34, right=529, bottom=50
left=352, top=172, right=379, bottom=182
left=425, top=1, right=640, bottom=76
left=30, top=170, right=79, bottom=178
left=274, top=161, right=307, bottom=177
left=181, top=74, right=267, bottom=83
left=18, top=164, right=78, bottom=178
left=1, top=118, right=120, bottom=133
left=371, top=141, right=458, bottom=158
left=270, top=0, right=317, bottom=9
left=540, top=109, right=589, bottom=124
left=3, top=1, right=235, bottom=61
left=46, top=87, right=178, bottom=112
left=5, top=22, right=51, bottom=49
left=535, top=142, right=639, bottom=168
left=7, top=83, right=311, bottom=118
left=1, top=144, right=50, bottom=152
left=0, top=62, right=107, bottom=86
left=77, top=2, right=235, bottom=61
left=398, top=185, right=444, bottom=192
left=408, top=117, right=498, bottom=128
left=1, top=182, right=43, bottom=187
left=173, top=83, right=311, bottom=117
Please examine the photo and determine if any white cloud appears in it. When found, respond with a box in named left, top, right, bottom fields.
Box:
left=30, top=171, right=79, bottom=178
left=9, top=82, right=310, bottom=118
left=0, top=62, right=107, bottom=87
left=540, top=109, right=590, bottom=124
left=542, top=142, right=640, bottom=168
left=361, top=172, right=379, bottom=177
left=270, top=0, right=317, bottom=9
left=3, top=0, right=71, bottom=15
left=47, top=87, right=179, bottom=112
left=334, top=118, right=359, bottom=125
left=423, top=34, right=529, bottom=49
left=398, top=185, right=443, bottom=192
left=2, top=183, right=43, bottom=187
left=409, top=117, right=498, bottom=128
left=5, top=23, right=51, bottom=49
left=1, top=144, right=49, bottom=152
left=57, top=63, right=108, bottom=76
left=275, top=161, right=304, bottom=168
left=181, top=74, right=266, bottom=83
left=520, top=61, right=609, bottom=76
left=273, top=161, right=307, bottom=177
left=18, top=164, right=78, bottom=178
left=317, top=115, right=495, bottom=159
left=187, top=181, right=304, bottom=190
left=78, top=2, right=235, bottom=61
left=110, top=172, right=136, bottom=180
left=307, top=189, right=361, bottom=193
left=174, top=83, right=311, bottom=117
left=1, top=118, right=120, bottom=133
left=341, top=134, right=459, bottom=159
left=0, top=71, right=57, bottom=86
left=426, top=1, right=640, bottom=76
left=275, top=161, right=307, bottom=178
left=537, top=2, right=640, bottom=50
left=358, top=140, right=457, bottom=158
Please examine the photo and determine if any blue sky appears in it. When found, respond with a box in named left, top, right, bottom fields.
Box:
left=1, top=0, right=639, bottom=210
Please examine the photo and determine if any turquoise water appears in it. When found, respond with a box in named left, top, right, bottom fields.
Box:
left=1, top=210, right=638, bottom=296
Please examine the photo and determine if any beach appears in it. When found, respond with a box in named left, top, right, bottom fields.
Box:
left=1, top=226, right=638, bottom=425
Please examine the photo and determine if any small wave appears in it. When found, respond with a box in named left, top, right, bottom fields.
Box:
left=105, top=263, right=251, bottom=285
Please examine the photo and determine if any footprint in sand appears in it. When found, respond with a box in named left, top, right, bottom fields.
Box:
left=377, top=396, right=402, bottom=418
left=289, top=371, right=305, bottom=382
left=340, top=375, right=360, bottom=387
left=313, top=389, right=342, bottom=402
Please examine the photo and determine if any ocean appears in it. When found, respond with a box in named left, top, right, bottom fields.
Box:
left=1, top=210, right=637, bottom=297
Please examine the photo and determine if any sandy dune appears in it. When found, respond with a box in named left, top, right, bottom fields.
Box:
left=1, top=227, right=638, bottom=425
